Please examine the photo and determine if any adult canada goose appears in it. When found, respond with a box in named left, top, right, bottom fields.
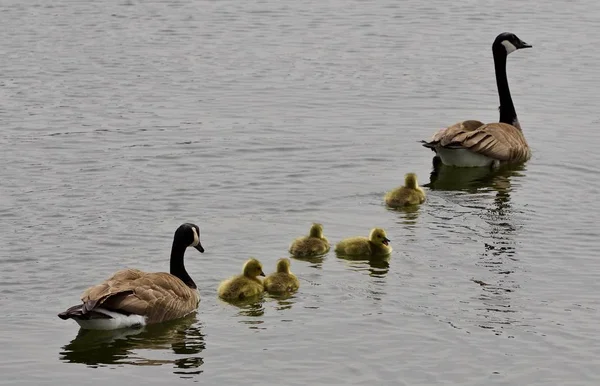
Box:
left=335, top=228, right=392, bottom=257
left=384, top=172, right=426, bottom=207
left=289, top=223, right=330, bottom=257
left=58, top=223, right=204, bottom=330
left=421, top=32, right=532, bottom=167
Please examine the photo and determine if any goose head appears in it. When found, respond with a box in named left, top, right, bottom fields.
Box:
left=493, top=32, right=532, bottom=55
left=243, top=258, right=265, bottom=278
left=309, top=223, right=325, bottom=238
left=369, top=228, right=391, bottom=246
left=276, top=258, right=292, bottom=274
left=175, top=223, right=205, bottom=253
left=404, top=173, right=419, bottom=189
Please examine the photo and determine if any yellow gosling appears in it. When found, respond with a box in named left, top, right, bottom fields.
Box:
left=217, top=258, right=265, bottom=301
left=335, top=228, right=392, bottom=257
left=385, top=173, right=426, bottom=208
left=263, top=258, right=300, bottom=295
left=289, top=223, right=330, bottom=257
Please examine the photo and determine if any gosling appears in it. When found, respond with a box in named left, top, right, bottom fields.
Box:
left=217, top=258, right=265, bottom=301
left=335, top=228, right=392, bottom=257
left=289, top=223, right=330, bottom=257
left=384, top=173, right=426, bottom=208
left=263, top=258, right=300, bottom=295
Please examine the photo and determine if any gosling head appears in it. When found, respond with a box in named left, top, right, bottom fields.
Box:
left=493, top=32, right=532, bottom=56
left=276, top=258, right=292, bottom=273
left=243, top=258, right=265, bottom=278
left=174, top=223, right=204, bottom=253
left=369, top=228, right=391, bottom=246
left=309, top=223, right=324, bottom=238
left=404, top=173, right=419, bottom=190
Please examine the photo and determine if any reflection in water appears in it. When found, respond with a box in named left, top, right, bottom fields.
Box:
left=425, top=161, right=525, bottom=193
left=59, top=314, right=205, bottom=379
left=264, top=292, right=297, bottom=312
left=290, top=253, right=325, bottom=269
left=386, top=204, right=421, bottom=227
left=219, top=297, right=266, bottom=328
left=274, top=297, right=295, bottom=311
left=336, top=253, right=389, bottom=303
left=474, top=171, right=521, bottom=335
left=336, top=252, right=390, bottom=278
left=427, top=161, right=526, bottom=335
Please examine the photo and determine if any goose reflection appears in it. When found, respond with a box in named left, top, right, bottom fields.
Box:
left=59, top=314, right=205, bottom=377
left=427, top=162, right=526, bottom=335
left=425, top=161, right=525, bottom=193
left=472, top=173, right=522, bottom=335
left=336, top=252, right=390, bottom=278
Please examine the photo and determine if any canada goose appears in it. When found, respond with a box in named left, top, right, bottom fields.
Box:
left=289, top=223, right=330, bottom=257
left=217, top=258, right=265, bottom=301
left=335, top=228, right=392, bottom=257
left=263, top=258, right=300, bottom=294
left=421, top=32, right=532, bottom=167
left=385, top=172, right=426, bottom=207
left=58, top=223, right=204, bottom=330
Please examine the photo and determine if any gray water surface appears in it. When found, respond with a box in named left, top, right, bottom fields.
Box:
left=2, top=0, right=600, bottom=385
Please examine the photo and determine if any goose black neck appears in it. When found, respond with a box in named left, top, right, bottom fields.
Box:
left=493, top=49, right=517, bottom=126
left=170, top=242, right=196, bottom=289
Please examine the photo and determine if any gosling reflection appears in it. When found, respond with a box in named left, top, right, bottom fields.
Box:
left=265, top=292, right=296, bottom=311
left=274, top=297, right=295, bottom=311
left=221, top=298, right=266, bottom=328
left=290, top=253, right=325, bottom=269
left=386, top=203, right=421, bottom=228
left=336, top=252, right=390, bottom=278
left=233, top=299, right=265, bottom=316
left=59, top=314, right=204, bottom=376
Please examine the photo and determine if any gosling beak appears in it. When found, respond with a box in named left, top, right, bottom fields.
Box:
left=382, top=237, right=390, bottom=246
left=259, top=270, right=265, bottom=277
left=518, top=40, right=532, bottom=49
left=194, top=243, right=205, bottom=253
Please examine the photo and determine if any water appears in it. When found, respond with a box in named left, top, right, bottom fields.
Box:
left=2, top=0, right=600, bottom=384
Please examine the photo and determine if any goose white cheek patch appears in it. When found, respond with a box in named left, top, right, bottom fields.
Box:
left=501, top=40, right=517, bottom=54
left=191, top=227, right=199, bottom=247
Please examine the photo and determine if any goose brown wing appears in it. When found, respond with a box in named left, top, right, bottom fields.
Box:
left=442, top=122, right=531, bottom=163
left=429, top=120, right=485, bottom=144
left=80, top=269, right=199, bottom=323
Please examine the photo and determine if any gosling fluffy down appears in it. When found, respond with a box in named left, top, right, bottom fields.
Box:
left=335, top=228, right=392, bottom=257
left=264, top=258, right=300, bottom=294
left=385, top=173, right=426, bottom=207
left=289, top=223, right=330, bottom=257
left=218, top=258, right=265, bottom=301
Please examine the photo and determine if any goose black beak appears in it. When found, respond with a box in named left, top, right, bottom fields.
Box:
left=383, top=237, right=390, bottom=246
left=519, top=41, right=532, bottom=49
left=194, top=243, right=205, bottom=253
left=259, top=270, right=265, bottom=277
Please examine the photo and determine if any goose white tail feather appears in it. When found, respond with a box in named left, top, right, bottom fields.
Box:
left=73, top=308, right=146, bottom=330
left=436, top=148, right=496, bottom=167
